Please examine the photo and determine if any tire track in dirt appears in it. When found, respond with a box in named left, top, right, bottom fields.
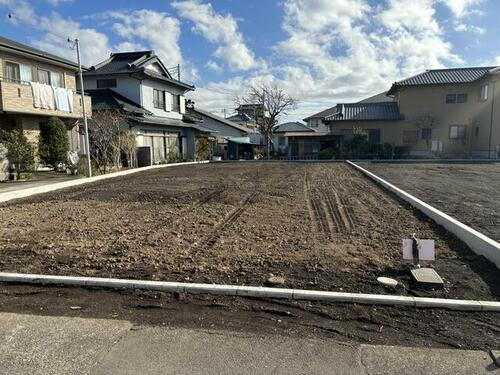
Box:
left=203, top=190, right=259, bottom=249
left=304, top=164, right=358, bottom=239
left=195, top=166, right=262, bottom=251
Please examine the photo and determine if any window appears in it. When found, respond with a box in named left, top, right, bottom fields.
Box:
left=446, top=93, right=467, bottom=104
left=51, top=72, right=64, bottom=88
left=475, top=127, right=479, bottom=137
left=480, top=85, right=489, bottom=101
left=141, top=130, right=179, bottom=163
left=446, top=94, right=456, bottom=104
left=449, top=125, right=466, bottom=140
left=368, top=129, right=381, bottom=143
left=310, top=119, right=318, bottom=128
left=153, top=89, right=165, bottom=109
left=172, top=94, right=181, bottom=112
left=403, top=130, right=419, bottom=143
left=4, top=62, right=20, bottom=82
left=278, top=136, right=285, bottom=146
left=37, top=69, right=50, bottom=85
left=97, top=79, right=117, bottom=88
left=421, top=128, right=432, bottom=140
left=19, top=64, right=32, bottom=83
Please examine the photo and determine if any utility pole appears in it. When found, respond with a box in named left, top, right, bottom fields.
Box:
left=68, top=38, right=92, bottom=177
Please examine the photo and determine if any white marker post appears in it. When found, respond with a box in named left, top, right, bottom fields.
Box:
left=403, top=235, right=443, bottom=289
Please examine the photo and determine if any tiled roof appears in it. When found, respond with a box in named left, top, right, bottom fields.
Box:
left=227, top=113, right=254, bottom=122
left=388, top=66, right=497, bottom=94
left=0, top=36, right=79, bottom=69
left=274, top=122, right=313, bottom=133
left=358, top=91, right=393, bottom=103
left=325, top=102, right=402, bottom=122
left=303, top=106, right=337, bottom=121
left=134, top=115, right=212, bottom=133
left=85, top=51, right=155, bottom=75
left=84, top=51, right=194, bottom=90
left=86, top=89, right=152, bottom=115
left=189, top=107, right=252, bottom=134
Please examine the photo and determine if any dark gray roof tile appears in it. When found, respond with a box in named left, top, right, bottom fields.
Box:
left=325, top=102, right=402, bottom=122
left=274, top=122, right=313, bottom=133
left=388, top=66, right=497, bottom=94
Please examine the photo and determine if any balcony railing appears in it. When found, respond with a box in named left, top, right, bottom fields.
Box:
left=0, top=78, right=91, bottom=118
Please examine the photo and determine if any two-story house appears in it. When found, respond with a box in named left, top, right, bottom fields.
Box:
left=302, top=109, right=332, bottom=133
left=0, top=36, right=92, bottom=179
left=82, top=51, right=211, bottom=164
left=324, top=67, right=500, bottom=158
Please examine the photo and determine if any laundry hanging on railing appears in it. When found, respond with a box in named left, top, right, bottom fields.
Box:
left=53, top=87, right=74, bottom=113
left=30, top=82, right=74, bottom=112
left=30, top=82, right=55, bottom=110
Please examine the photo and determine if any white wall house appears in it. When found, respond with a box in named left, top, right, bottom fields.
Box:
left=82, top=51, right=210, bottom=164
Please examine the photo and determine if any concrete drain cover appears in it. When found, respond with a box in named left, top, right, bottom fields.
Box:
left=411, top=268, right=444, bottom=289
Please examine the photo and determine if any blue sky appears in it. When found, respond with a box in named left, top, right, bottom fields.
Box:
left=0, top=0, right=498, bottom=121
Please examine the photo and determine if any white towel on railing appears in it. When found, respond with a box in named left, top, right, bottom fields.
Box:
left=30, top=82, right=55, bottom=110
left=53, top=87, right=70, bottom=112
left=67, top=89, right=74, bottom=113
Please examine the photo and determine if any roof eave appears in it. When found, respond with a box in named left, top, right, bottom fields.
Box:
left=0, top=45, right=80, bottom=70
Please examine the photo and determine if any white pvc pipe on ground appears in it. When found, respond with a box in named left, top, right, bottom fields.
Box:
left=0, top=272, right=498, bottom=312
left=0, top=161, right=209, bottom=204
left=346, top=160, right=500, bottom=270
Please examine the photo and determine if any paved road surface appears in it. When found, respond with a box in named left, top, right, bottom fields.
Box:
left=0, top=312, right=498, bottom=374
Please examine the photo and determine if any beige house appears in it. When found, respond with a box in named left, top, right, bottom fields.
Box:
left=324, top=67, right=500, bottom=158
left=0, top=36, right=91, bottom=178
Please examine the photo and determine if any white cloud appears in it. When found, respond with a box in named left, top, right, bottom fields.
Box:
left=193, top=0, right=479, bottom=122
left=35, top=14, right=112, bottom=66
left=205, top=60, right=223, bottom=73
left=379, top=0, right=440, bottom=32
left=172, top=0, right=263, bottom=71
left=440, top=0, right=484, bottom=18
left=103, top=9, right=199, bottom=81
left=108, top=10, right=182, bottom=67
left=454, top=22, right=485, bottom=34
left=46, top=0, right=73, bottom=6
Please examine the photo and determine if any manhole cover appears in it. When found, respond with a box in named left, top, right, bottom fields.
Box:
left=411, top=267, right=444, bottom=289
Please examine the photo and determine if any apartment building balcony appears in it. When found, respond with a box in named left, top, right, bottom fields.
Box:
left=0, top=78, right=91, bottom=119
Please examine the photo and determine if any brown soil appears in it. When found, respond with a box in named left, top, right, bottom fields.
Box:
left=1, top=284, right=499, bottom=350
left=359, top=162, right=500, bottom=242
left=1, top=162, right=499, bottom=301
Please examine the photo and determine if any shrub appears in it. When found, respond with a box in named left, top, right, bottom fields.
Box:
left=39, top=117, right=69, bottom=169
left=0, top=129, right=36, bottom=179
left=394, top=145, right=410, bottom=158
left=318, top=148, right=336, bottom=160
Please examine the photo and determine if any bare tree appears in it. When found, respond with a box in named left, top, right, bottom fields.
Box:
left=82, top=110, right=130, bottom=174
left=117, top=129, right=137, bottom=168
left=235, top=84, right=298, bottom=158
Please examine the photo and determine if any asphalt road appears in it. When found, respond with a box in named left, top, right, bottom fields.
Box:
left=0, top=312, right=498, bottom=374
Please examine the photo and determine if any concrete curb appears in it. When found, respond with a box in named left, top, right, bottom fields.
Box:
left=0, top=161, right=209, bottom=204
left=0, top=272, right=498, bottom=312
left=346, top=160, right=500, bottom=270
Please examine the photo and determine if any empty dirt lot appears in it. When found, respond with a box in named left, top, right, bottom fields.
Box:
left=360, top=162, right=500, bottom=242
left=1, top=162, right=500, bottom=350
left=0, top=162, right=498, bottom=301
